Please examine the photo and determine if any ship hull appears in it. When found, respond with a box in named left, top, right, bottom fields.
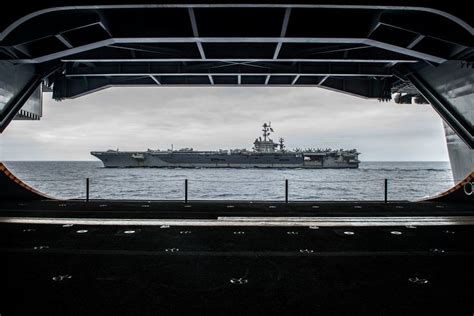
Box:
left=91, top=151, right=359, bottom=169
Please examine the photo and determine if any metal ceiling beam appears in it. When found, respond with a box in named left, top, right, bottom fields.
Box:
left=318, top=76, right=330, bottom=85
left=61, top=58, right=418, bottom=63
left=291, top=75, right=300, bottom=85
left=2, top=47, right=19, bottom=58
left=367, top=22, right=382, bottom=38
left=264, top=75, right=270, bottom=85
left=11, top=38, right=114, bottom=63
left=407, top=34, right=425, bottom=49
left=363, top=39, right=445, bottom=63
left=98, top=21, right=113, bottom=38
left=55, top=34, right=73, bottom=49
left=53, top=74, right=394, bottom=99
left=3, top=20, right=104, bottom=47
left=12, top=45, right=31, bottom=57
left=8, top=37, right=445, bottom=64
left=149, top=75, right=161, bottom=85
left=64, top=62, right=393, bottom=76
left=65, top=72, right=392, bottom=78
left=273, top=7, right=291, bottom=60
left=188, top=8, right=206, bottom=59
left=376, top=20, right=470, bottom=47
left=1, top=4, right=472, bottom=44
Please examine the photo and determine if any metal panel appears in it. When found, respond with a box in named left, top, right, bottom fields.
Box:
left=14, top=85, right=42, bottom=120
left=0, top=61, right=36, bottom=115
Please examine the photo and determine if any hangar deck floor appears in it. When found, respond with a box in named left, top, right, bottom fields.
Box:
left=1, top=200, right=473, bottom=315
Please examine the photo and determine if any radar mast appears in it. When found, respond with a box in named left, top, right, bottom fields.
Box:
left=254, top=122, right=278, bottom=153
left=262, top=122, right=274, bottom=141
left=279, top=138, right=285, bottom=152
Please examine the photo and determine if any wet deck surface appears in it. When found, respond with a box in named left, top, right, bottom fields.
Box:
left=1, top=201, right=474, bottom=315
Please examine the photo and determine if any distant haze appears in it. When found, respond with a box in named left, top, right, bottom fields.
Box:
left=1, top=87, right=448, bottom=161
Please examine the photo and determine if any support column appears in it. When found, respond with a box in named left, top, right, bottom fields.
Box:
left=406, top=61, right=473, bottom=182
left=444, top=123, right=474, bottom=182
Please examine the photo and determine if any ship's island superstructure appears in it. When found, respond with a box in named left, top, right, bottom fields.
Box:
left=91, top=123, right=360, bottom=168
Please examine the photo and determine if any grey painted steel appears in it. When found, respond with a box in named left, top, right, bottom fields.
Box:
left=91, top=151, right=360, bottom=169
left=61, top=58, right=419, bottom=63
left=9, top=37, right=447, bottom=64
left=273, top=7, right=291, bottom=59
left=149, top=75, right=161, bottom=85
left=13, top=86, right=42, bottom=120
left=0, top=64, right=43, bottom=132
left=1, top=216, right=474, bottom=227
left=91, top=123, right=360, bottom=169
left=406, top=70, right=473, bottom=149
left=66, top=72, right=392, bottom=78
left=418, top=61, right=473, bottom=136
left=0, top=62, right=59, bottom=129
left=444, top=123, right=474, bottom=182
left=0, top=62, right=36, bottom=115
left=187, top=8, right=206, bottom=59
left=63, top=62, right=394, bottom=78
left=1, top=4, right=472, bottom=43
left=406, top=61, right=473, bottom=181
left=407, top=62, right=473, bottom=181
left=55, top=34, right=73, bottom=49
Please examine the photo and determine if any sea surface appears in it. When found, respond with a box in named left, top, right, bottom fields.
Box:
left=5, top=161, right=453, bottom=202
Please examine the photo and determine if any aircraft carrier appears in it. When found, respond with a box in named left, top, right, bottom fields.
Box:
left=91, top=123, right=360, bottom=168
left=2, top=2, right=473, bottom=315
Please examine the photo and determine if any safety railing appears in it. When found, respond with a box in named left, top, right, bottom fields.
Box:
left=18, top=176, right=457, bottom=202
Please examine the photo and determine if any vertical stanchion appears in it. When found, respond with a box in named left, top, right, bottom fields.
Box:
left=285, top=179, right=289, bottom=204
left=185, top=179, right=188, bottom=203
left=86, top=178, right=90, bottom=202
left=384, top=178, right=388, bottom=203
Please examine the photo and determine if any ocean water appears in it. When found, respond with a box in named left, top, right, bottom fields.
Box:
left=4, top=161, right=453, bottom=202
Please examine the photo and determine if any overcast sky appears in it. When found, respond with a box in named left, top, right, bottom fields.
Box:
left=0, top=87, right=448, bottom=161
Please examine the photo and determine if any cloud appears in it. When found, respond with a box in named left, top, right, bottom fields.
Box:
left=0, top=87, right=448, bottom=161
